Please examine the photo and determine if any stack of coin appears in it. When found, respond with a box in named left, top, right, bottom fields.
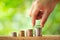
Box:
left=26, top=29, right=33, bottom=37
left=35, top=27, right=42, bottom=36
left=12, top=32, right=17, bottom=37
left=19, top=30, right=25, bottom=37
left=34, top=20, right=42, bottom=36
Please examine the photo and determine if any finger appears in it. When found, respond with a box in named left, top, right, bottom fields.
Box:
left=32, top=15, right=36, bottom=27
left=32, top=7, right=40, bottom=27
left=41, top=9, right=50, bottom=27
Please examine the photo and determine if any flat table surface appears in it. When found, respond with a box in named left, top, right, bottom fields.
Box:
left=0, top=35, right=60, bottom=40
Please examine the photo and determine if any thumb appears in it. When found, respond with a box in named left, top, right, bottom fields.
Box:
left=41, top=9, right=50, bottom=27
left=31, top=8, right=40, bottom=27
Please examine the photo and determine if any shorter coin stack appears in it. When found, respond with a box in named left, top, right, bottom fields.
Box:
left=26, top=29, right=33, bottom=37
left=18, top=30, right=25, bottom=37
left=12, top=32, right=17, bottom=37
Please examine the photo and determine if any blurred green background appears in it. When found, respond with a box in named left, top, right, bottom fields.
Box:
left=0, top=0, right=60, bottom=36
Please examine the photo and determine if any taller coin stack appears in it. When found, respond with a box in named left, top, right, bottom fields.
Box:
left=33, top=20, right=42, bottom=36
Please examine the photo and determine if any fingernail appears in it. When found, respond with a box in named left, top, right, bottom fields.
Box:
left=32, top=23, right=34, bottom=27
left=32, top=24, right=34, bottom=27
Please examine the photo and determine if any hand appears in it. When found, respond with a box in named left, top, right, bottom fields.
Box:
left=30, top=0, right=58, bottom=27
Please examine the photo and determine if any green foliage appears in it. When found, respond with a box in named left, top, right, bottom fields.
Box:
left=0, top=0, right=60, bottom=36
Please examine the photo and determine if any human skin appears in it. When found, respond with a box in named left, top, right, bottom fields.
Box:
left=29, top=0, right=60, bottom=27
